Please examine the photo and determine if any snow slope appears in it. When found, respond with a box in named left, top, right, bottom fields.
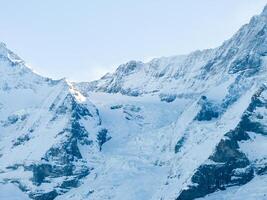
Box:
left=197, top=175, right=267, bottom=200
left=55, top=92, right=192, bottom=200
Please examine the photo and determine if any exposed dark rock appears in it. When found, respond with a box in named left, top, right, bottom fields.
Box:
left=121, top=88, right=140, bottom=97
left=70, top=97, right=93, bottom=119
left=210, top=137, right=248, bottom=164
left=7, top=115, right=19, bottom=124
left=256, top=163, right=267, bottom=175
left=13, top=134, right=30, bottom=146
left=31, top=190, right=58, bottom=200
left=97, top=129, right=111, bottom=151
left=32, top=163, right=53, bottom=185
left=110, top=105, right=123, bottom=110
left=177, top=135, right=253, bottom=200
left=117, top=60, right=140, bottom=75
left=22, top=95, right=98, bottom=199
left=159, top=94, right=177, bottom=103
left=175, top=136, right=186, bottom=153
left=50, top=94, right=93, bottom=120
left=3, top=113, right=28, bottom=127
left=229, top=54, right=261, bottom=75
left=195, top=96, right=220, bottom=121
left=60, top=178, right=79, bottom=189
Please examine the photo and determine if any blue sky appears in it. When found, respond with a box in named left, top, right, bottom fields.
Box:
left=0, top=0, right=267, bottom=81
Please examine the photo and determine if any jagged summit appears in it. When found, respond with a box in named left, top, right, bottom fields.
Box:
left=0, top=42, right=24, bottom=65
left=261, top=4, right=267, bottom=16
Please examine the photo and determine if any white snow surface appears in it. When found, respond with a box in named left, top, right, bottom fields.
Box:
left=197, top=175, right=267, bottom=200
left=0, top=183, right=30, bottom=200
left=56, top=92, right=192, bottom=200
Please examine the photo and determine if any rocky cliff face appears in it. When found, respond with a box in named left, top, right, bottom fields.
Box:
left=177, top=85, right=267, bottom=199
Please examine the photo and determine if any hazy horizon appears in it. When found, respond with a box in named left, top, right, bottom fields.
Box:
left=1, top=0, right=267, bottom=82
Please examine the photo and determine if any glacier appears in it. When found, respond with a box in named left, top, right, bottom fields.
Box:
left=2, top=4, right=267, bottom=200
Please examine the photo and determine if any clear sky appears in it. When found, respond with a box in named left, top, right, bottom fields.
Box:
left=0, top=0, right=267, bottom=81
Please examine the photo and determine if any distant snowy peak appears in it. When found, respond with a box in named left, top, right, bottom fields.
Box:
left=77, top=49, right=216, bottom=97
left=0, top=43, right=106, bottom=199
left=0, top=42, right=24, bottom=64
left=0, top=42, right=60, bottom=94
left=262, top=4, right=267, bottom=16
left=77, top=5, right=267, bottom=98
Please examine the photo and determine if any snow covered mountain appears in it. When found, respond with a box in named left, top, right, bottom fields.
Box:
left=2, top=4, right=267, bottom=200
left=0, top=43, right=108, bottom=199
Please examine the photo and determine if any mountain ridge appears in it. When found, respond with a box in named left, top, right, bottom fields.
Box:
left=77, top=5, right=267, bottom=100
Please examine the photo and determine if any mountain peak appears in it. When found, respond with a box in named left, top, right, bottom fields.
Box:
left=262, top=4, right=267, bottom=16
left=0, top=42, right=24, bottom=65
left=0, top=42, right=9, bottom=57
left=0, top=42, right=6, bottom=48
